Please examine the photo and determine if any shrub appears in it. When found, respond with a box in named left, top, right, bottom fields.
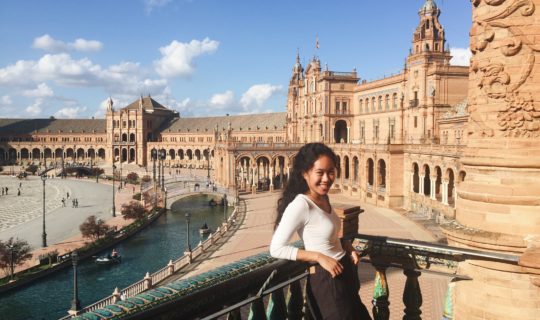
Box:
left=126, top=172, right=139, bottom=183
left=121, top=201, right=146, bottom=221
left=0, top=238, right=32, bottom=278
left=132, top=193, right=141, bottom=201
left=79, top=216, right=112, bottom=241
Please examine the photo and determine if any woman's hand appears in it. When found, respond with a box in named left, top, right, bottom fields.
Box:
left=349, top=250, right=360, bottom=265
left=316, top=253, right=343, bottom=278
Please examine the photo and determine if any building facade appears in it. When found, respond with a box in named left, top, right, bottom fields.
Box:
left=0, top=0, right=468, bottom=221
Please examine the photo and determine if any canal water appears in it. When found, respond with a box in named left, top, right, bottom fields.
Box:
left=0, top=194, right=230, bottom=320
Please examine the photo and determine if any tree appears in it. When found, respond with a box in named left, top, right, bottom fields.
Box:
left=126, top=172, right=139, bottom=183
left=121, top=201, right=146, bottom=221
left=79, top=215, right=112, bottom=241
left=92, top=167, right=104, bottom=176
left=0, top=238, right=32, bottom=278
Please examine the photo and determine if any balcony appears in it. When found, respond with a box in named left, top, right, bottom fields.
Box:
left=70, top=234, right=520, bottom=320
left=409, top=99, right=419, bottom=108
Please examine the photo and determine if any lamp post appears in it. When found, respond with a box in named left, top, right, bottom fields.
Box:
left=61, top=146, right=65, bottom=178
left=223, top=193, right=227, bottom=223
left=206, top=148, right=211, bottom=181
left=112, top=164, right=116, bottom=217
left=185, top=212, right=191, bottom=252
left=151, top=148, right=157, bottom=183
left=8, top=244, right=14, bottom=281
left=70, top=250, right=81, bottom=315
left=160, top=149, right=166, bottom=191
left=41, top=174, right=47, bottom=247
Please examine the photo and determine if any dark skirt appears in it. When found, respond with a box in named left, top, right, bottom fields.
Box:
left=307, top=255, right=371, bottom=320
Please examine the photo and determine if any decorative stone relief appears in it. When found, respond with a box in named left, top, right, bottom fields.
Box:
left=468, top=0, right=539, bottom=138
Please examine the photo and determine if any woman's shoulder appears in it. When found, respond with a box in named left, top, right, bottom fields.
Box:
left=285, top=194, right=312, bottom=212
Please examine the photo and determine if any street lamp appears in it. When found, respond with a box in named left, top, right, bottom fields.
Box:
left=8, top=244, right=14, bottom=281
left=160, top=149, right=166, bottom=191
left=61, top=146, right=65, bottom=178
left=223, top=194, right=227, bottom=223
left=206, top=148, right=211, bottom=181
left=112, top=164, right=116, bottom=217
left=70, top=250, right=81, bottom=315
left=185, top=212, right=191, bottom=252
left=41, top=174, right=47, bottom=247
left=151, top=148, right=157, bottom=183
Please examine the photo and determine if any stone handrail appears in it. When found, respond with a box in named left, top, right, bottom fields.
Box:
left=69, top=233, right=522, bottom=320
left=63, top=200, right=245, bottom=318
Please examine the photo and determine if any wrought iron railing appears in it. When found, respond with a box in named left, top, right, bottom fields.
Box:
left=67, top=233, right=520, bottom=320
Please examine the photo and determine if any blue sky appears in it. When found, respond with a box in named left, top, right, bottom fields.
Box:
left=0, top=0, right=472, bottom=119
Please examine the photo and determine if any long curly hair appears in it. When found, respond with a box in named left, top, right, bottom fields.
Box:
left=275, top=143, right=338, bottom=229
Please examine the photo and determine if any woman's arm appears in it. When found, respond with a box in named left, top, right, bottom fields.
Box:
left=295, top=249, right=343, bottom=278
left=341, top=239, right=359, bottom=265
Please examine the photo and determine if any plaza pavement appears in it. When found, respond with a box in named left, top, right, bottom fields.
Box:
left=180, top=191, right=448, bottom=320
left=0, top=175, right=138, bottom=273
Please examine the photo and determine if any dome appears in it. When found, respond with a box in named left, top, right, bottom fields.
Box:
left=420, top=0, right=437, bottom=12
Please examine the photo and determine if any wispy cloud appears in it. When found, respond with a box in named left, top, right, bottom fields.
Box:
left=22, top=83, right=54, bottom=98
left=144, top=0, right=173, bottom=14
left=33, top=34, right=103, bottom=52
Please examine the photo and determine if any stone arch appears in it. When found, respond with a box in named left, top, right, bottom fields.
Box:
left=129, top=148, right=136, bottom=162
left=458, top=170, right=466, bottom=183
left=121, top=148, right=128, bottom=162
left=32, top=148, right=40, bottom=160
left=186, top=149, right=193, bottom=160
left=55, top=148, right=63, bottom=159
left=98, top=148, right=106, bottom=160
left=44, top=148, right=52, bottom=160
left=336, top=155, right=341, bottom=179
left=169, top=149, right=175, bottom=160
left=367, top=158, right=374, bottom=186
left=446, top=168, right=455, bottom=206
left=344, top=155, right=350, bottom=180
left=76, top=148, right=85, bottom=159
left=378, top=159, right=386, bottom=188
left=413, top=162, right=420, bottom=193
left=122, top=133, right=128, bottom=142
left=87, top=148, right=95, bottom=159
left=334, top=120, right=348, bottom=143
left=435, top=166, right=443, bottom=201
left=20, top=148, right=29, bottom=160
left=65, top=148, right=74, bottom=160
left=203, top=148, right=211, bottom=161
left=194, top=149, right=201, bottom=161
left=114, top=148, right=120, bottom=161
left=129, top=133, right=135, bottom=142
left=178, top=149, right=184, bottom=160
left=353, top=156, right=359, bottom=183
left=423, top=164, right=431, bottom=196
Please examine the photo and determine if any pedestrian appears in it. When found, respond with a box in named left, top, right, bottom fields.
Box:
left=17, top=188, right=21, bottom=196
left=67, top=191, right=70, bottom=199
left=61, top=198, right=65, bottom=207
left=270, top=143, right=371, bottom=320
left=19, top=182, right=22, bottom=188
left=72, top=199, right=75, bottom=208
left=75, top=198, right=79, bottom=208
left=5, top=187, right=7, bottom=195
left=132, top=186, right=135, bottom=194
left=1, top=187, right=4, bottom=195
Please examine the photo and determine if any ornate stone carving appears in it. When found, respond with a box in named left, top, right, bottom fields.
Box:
left=468, top=0, right=539, bottom=138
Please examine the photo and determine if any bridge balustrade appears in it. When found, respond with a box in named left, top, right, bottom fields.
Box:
left=67, top=233, right=519, bottom=320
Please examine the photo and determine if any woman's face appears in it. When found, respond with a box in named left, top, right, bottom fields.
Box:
left=302, top=155, right=336, bottom=198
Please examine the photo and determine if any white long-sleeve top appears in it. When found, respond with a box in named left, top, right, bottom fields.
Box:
left=270, top=194, right=345, bottom=261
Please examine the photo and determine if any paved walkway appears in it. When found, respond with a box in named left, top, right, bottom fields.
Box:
left=0, top=175, right=139, bottom=273
left=180, top=191, right=448, bottom=320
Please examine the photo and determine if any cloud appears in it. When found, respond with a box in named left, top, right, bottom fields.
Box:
left=22, top=83, right=54, bottom=97
left=1, top=95, right=12, bottom=105
left=26, top=98, right=44, bottom=115
left=240, top=84, right=283, bottom=111
left=144, top=0, right=173, bottom=14
left=55, top=106, right=88, bottom=119
left=154, top=38, right=219, bottom=78
left=450, top=47, right=471, bottom=66
left=32, top=34, right=103, bottom=52
left=210, top=90, right=234, bottom=107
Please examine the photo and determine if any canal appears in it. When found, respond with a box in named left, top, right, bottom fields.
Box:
left=0, top=194, right=231, bottom=320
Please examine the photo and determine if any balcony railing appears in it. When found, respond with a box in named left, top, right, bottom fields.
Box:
left=69, top=234, right=520, bottom=320
left=409, top=99, right=419, bottom=108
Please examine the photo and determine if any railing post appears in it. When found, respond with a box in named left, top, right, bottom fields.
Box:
left=167, top=260, right=174, bottom=276
left=112, top=287, right=121, bottom=303
left=144, top=272, right=152, bottom=290
left=266, top=288, right=286, bottom=320
left=286, top=280, right=304, bottom=320
left=402, top=269, right=422, bottom=320
left=227, top=309, right=242, bottom=320
left=248, top=299, right=267, bottom=320
left=441, top=279, right=456, bottom=320
left=372, top=266, right=390, bottom=320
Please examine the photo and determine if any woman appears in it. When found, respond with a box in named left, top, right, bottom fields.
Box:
left=270, top=143, right=371, bottom=320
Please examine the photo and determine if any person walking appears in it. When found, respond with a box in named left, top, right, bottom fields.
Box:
left=17, top=188, right=21, bottom=196
left=61, top=198, right=65, bottom=207
left=270, top=143, right=371, bottom=320
left=5, top=187, right=7, bottom=195
left=66, top=191, right=70, bottom=199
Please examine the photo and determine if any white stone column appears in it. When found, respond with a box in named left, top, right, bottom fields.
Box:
left=419, top=174, right=425, bottom=196
left=410, top=172, right=415, bottom=192
left=442, top=180, right=449, bottom=205
left=347, top=127, right=350, bottom=143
